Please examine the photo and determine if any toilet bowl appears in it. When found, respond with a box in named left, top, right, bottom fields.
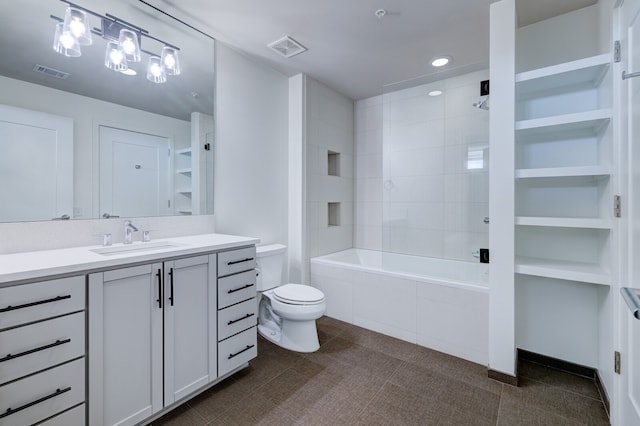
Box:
left=256, top=245, right=326, bottom=352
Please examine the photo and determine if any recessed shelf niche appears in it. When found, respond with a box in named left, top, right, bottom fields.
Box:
left=328, top=202, right=340, bottom=226
left=328, top=151, right=340, bottom=176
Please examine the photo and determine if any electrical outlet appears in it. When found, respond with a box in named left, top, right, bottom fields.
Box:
left=480, top=80, right=490, bottom=96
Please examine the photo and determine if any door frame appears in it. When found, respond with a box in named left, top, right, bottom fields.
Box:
left=92, top=120, right=175, bottom=218
left=613, top=0, right=640, bottom=423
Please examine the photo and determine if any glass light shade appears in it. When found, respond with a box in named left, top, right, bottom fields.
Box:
left=119, top=29, right=141, bottom=62
left=53, top=22, right=81, bottom=57
left=104, top=41, right=128, bottom=72
left=63, top=7, right=92, bottom=45
left=161, top=46, right=180, bottom=75
left=146, top=56, right=166, bottom=83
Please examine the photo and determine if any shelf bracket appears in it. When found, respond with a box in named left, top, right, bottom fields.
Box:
left=614, top=195, right=621, bottom=218
left=614, top=40, right=621, bottom=63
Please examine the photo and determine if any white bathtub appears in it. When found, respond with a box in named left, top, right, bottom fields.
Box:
left=310, top=248, right=490, bottom=365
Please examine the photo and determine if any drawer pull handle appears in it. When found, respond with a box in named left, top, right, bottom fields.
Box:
left=0, top=338, right=72, bottom=363
left=227, top=313, right=255, bottom=325
left=0, top=295, right=71, bottom=313
left=228, top=344, right=255, bottom=360
left=227, top=283, right=254, bottom=294
left=227, top=257, right=254, bottom=266
left=0, top=386, right=71, bottom=419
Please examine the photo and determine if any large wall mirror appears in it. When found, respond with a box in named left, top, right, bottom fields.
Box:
left=0, top=0, right=215, bottom=222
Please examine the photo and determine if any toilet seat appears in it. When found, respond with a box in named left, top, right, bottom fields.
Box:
left=273, top=284, right=325, bottom=305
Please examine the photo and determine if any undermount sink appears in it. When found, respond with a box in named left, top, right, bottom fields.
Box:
left=90, top=241, right=185, bottom=256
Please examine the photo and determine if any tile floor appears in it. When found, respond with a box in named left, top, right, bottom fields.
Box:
left=154, top=316, right=610, bottom=425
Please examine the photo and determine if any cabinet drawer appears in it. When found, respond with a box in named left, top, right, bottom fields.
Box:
left=0, top=312, right=85, bottom=385
left=40, top=404, right=85, bottom=426
left=0, top=276, right=85, bottom=331
left=218, top=327, right=257, bottom=377
left=218, top=269, right=257, bottom=309
left=0, top=358, right=85, bottom=426
left=218, top=298, right=258, bottom=341
left=218, top=246, right=257, bottom=277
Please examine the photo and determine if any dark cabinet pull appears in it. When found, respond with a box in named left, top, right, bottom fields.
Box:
left=228, top=344, right=255, bottom=360
left=168, top=268, right=174, bottom=306
left=227, top=283, right=254, bottom=294
left=227, top=257, right=254, bottom=266
left=0, top=295, right=71, bottom=313
left=0, top=338, right=71, bottom=363
left=227, top=313, right=255, bottom=326
left=156, top=269, right=163, bottom=309
left=0, top=386, right=71, bottom=419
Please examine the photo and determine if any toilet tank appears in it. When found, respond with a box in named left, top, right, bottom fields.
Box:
left=256, top=244, right=287, bottom=291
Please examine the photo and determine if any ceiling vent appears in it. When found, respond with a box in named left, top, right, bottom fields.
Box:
left=267, top=36, right=307, bottom=58
left=33, top=64, right=70, bottom=80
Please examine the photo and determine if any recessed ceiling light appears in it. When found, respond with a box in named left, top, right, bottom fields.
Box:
left=431, top=56, right=451, bottom=67
left=428, top=90, right=443, bottom=97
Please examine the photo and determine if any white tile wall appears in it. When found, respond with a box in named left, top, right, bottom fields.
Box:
left=304, top=77, right=354, bottom=271
left=355, top=70, right=490, bottom=262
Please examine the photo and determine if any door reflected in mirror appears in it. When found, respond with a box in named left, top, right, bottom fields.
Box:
left=0, top=0, right=215, bottom=222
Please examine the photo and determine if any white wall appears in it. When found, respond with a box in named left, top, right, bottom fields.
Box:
left=516, top=4, right=601, bottom=72
left=304, top=76, right=354, bottom=269
left=213, top=42, right=289, bottom=248
left=354, top=70, right=490, bottom=263
left=0, top=75, right=191, bottom=219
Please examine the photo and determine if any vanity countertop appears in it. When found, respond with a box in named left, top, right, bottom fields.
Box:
left=0, top=233, right=259, bottom=286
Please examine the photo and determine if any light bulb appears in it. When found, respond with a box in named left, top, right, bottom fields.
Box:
left=69, top=19, right=86, bottom=38
left=110, top=49, right=124, bottom=65
left=59, top=32, right=76, bottom=49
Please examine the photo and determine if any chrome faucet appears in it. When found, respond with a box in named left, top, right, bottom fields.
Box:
left=124, top=220, right=139, bottom=244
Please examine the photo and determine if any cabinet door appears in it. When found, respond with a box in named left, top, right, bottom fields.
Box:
left=163, top=254, right=217, bottom=404
left=88, top=264, right=163, bottom=426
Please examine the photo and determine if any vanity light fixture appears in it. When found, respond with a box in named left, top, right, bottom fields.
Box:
left=431, top=56, right=451, bottom=67
left=50, top=0, right=181, bottom=83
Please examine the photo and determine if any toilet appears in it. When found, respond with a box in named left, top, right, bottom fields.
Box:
left=256, top=244, right=326, bottom=352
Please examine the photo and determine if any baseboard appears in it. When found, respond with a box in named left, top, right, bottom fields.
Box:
left=517, top=349, right=595, bottom=378
left=487, top=368, right=519, bottom=386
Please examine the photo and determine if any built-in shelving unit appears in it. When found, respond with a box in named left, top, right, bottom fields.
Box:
left=174, top=148, right=193, bottom=215
left=514, top=53, right=613, bottom=287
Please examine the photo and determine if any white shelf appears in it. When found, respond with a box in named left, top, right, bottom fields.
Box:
left=175, top=168, right=192, bottom=175
left=516, top=53, right=610, bottom=98
left=176, top=190, right=192, bottom=195
left=515, top=165, right=610, bottom=179
left=177, top=210, right=192, bottom=215
left=175, top=148, right=192, bottom=156
left=515, top=256, right=610, bottom=286
left=515, top=216, right=612, bottom=229
left=515, top=109, right=611, bottom=138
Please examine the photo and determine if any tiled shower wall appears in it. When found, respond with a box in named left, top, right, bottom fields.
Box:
left=305, top=77, right=354, bottom=260
left=355, top=70, right=490, bottom=262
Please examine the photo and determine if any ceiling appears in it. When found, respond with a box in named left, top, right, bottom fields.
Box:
left=151, top=0, right=598, bottom=100
left=0, top=0, right=598, bottom=119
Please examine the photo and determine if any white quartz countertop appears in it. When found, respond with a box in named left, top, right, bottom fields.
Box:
left=0, top=233, right=260, bottom=286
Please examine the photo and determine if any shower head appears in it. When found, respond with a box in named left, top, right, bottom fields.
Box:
left=473, top=96, right=489, bottom=111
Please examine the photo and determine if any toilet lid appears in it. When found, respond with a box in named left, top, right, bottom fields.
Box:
left=273, top=284, right=325, bottom=305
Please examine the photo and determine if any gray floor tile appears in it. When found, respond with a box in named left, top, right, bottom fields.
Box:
left=154, top=317, right=609, bottom=426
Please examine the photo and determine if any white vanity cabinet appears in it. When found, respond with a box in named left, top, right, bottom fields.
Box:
left=0, top=276, right=86, bottom=426
left=216, top=247, right=258, bottom=377
left=88, top=254, right=217, bottom=426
